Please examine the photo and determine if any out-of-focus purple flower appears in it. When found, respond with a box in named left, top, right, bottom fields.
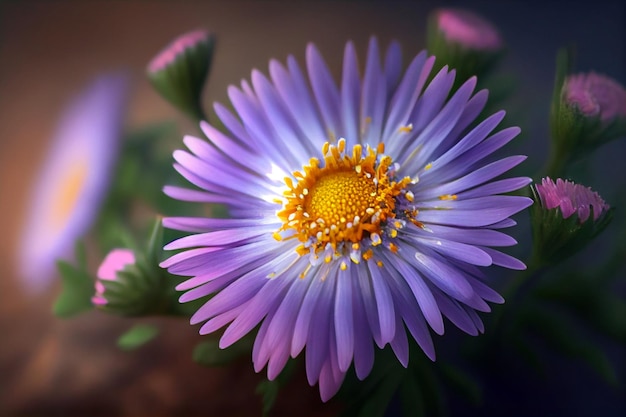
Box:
left=563, top=72, right=626, bottom=122
left=433, top=8, right=502, bottom=51
left=535, top=177, right=609, bottom=223
left=161, top=38, right=532, bottom=400
left=147, top=29, right=214, bottom=121
left=92, top=249, right=136, bottom=306
left=18, top=74, right=128, bottom=292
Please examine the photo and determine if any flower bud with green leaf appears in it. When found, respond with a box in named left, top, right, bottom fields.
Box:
left=93, top=219, right=195, bottom=317
left=530, top=177, right=612, bottom=265
left=92, top=248, right=135, bottom=306
left=550, top=69, right=626, bottom=174
left=92, top=247, right=160, bottom=316
left=427, top=8, right=504, bottom=89
left=147, top=29, right=214, bottom=122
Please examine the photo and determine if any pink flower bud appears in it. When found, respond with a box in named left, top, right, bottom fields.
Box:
left=92, top=249, right=135, bottom=306
left=563, top=72, right=626, bottom=122
left=535, top=177, right=609, bottom=223
left=148, top=29, right=212, bottom=73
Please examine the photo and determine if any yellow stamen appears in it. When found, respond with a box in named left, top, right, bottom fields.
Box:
left=299, top=263, right=312, bottom=279
left=276, top=139, right=411, bottom=260
left=295, top=245, right=309, bottom=256
left=389, top=242, right=398, bottom=253
left=398, top=124, right=413, bottom=133
left=439, top=194, right=458, bottom=201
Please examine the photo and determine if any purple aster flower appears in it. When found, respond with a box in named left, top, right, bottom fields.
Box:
left=433, top=8, right=502, bottom=51
left=534, top=177, right=609, bottom=223
left=92, top=249, right=136, bottom=306
left=562, top=72, right=626, bottom=122
left=161, top=38, right=532, bottom=401
left=18, top=74, right=128, bottom=292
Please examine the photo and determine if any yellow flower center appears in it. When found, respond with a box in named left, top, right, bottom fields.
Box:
left=275, top=139, right=412, bottom=259
left=51, top=160, right=89, bottom=232
left=305, top=170, right=377, bottom=230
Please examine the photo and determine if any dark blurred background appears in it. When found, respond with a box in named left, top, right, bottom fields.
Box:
left=0, top=1, right=624, bottom=416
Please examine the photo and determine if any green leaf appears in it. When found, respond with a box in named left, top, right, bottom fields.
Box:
left=255, top=359, right=297, bottom=416
left=145, top=217, right=164, bottom=268
left=348, top=369, right=406, bottom=417
left=550, top=47, right=574, bottom=122
left=193, top=337, right=252, bottom=367
left=527, top=308, right=619, bottom=386
left=53, top=259, right=94, bottom=318
left=534, top=273, right=626, bottom=343
left=399, top=373, right=426, bottom=417
left=192, top=340, right=236, bottom=367
left=439, top=363, right=482, bottom=406
left=412, top=357, right=447, bottom=417
left=356, top=369, right=404, bottom=417
left=75, top=240, right=88, bottom=268
left=117, top=324, right=159, bottom=351
left=511, top=333, right=546, bottom=376
left=125, top=121, right=177, bottom=148
left=256, top=379, right=279, bottom=417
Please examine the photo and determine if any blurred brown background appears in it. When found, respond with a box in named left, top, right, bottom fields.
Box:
left=0, top=1, right=624, bottom=416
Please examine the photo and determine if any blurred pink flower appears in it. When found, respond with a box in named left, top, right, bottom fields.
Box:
left=434, top=8, right=502, bottom=51
left=563, top=72, right=626, bottom=122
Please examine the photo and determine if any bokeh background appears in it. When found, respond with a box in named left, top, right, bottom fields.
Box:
left=0, top=1, right=624, bottom=416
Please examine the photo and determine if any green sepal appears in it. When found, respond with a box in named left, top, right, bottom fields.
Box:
left=147, top=33, right=215, bottom=123
left=96, top=218, right=192, bottom=318
left=117, top=324, right=159, bottom=351
left=53, top=242, right=94, bottom=318
left=143, top=217, right=165, bottom=274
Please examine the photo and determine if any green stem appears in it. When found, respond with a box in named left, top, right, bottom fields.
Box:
left=542, top=145, right=570, bottom=179
left=184, top=99, right=208, bottom=126
left=489, top=253, right=546, bottom=336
